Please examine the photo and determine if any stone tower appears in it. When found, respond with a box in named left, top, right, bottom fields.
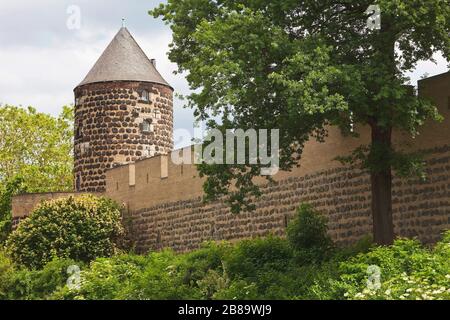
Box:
left=73, top=27, right=173, bottom=192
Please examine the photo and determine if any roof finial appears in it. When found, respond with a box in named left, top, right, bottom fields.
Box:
left=122, top=18, right=125, bottom=28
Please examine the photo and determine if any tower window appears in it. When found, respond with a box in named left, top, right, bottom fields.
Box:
left=75, top=125, right=82, bottom=139
left=76, top=174, right=81, bottom=191
left=141, top=119, right=153, bottom=133
left=141, top=90, right=149, bottom=102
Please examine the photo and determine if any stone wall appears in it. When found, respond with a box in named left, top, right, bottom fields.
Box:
left=73, top=81, right=173, bottom=192
left=101, top=72, right=450, bottom=253
left=11, top=72, right=450, bottom=253
left=105, top=144, right=450, bottom=253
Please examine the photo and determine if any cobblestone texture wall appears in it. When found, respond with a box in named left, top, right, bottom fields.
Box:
left=73, top=81, right=173, bottom=192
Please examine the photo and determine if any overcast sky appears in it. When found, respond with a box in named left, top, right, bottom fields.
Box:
left=0, top=0, right=448, bottom=146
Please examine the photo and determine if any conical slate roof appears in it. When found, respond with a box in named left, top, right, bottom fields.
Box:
left=76, top=27, right=171, bottom=88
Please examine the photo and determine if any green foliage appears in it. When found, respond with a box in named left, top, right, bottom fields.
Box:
left=0, top=105, right=74, bottom=192
left=286, top=204, right=333, bottom=263
left=54, top=250, right=202, bottom=300
left=0, top=105, right=74, bottom=243
left=54, top=254, right=150, bottom=300
left=121, top=250, right=201, bottom=300
left=6, top=195, right=124, bottom=269
left=206, top=277, right=259, bottom=300
left=1, top=202, right=448, bottom=300
left=1, top=230, right=448, bottom=300
left=181, top=241, right=231, bottom=286
left=0, top=250, right=76, bottom=300
left=225, top=236, right=293, bottom=279
left=0, top=249, right=14, bottom=299
left=313, top=231, right=450, bottom=300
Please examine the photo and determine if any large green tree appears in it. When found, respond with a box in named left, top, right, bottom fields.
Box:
left=0, top=105, right=74, bottom=240
left=152, top=0, right=450, bottom=244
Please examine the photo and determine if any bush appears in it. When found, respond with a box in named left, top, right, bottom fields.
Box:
left=118, top=250, right=202, bottom=300
left=316, top=231, right=450, bottom=300
left=6, top=195, right=124, bottom=269
left=286, top=204, right=333, bottom=263
left=212, top=278, right=259, bottom=300
left=0, top=249, right=77, bottom=300
left=181, top=241, right=230, bottom=286
left=54, top=254, right=148, bottom=300
left=225, top=236, right=294, bottom=280
left=0, top=250, right=14, bottom=299
left=2, top=195, right=447, bottom=301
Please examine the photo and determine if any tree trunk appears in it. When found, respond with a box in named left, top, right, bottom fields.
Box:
left=370, top=124, right=395, bottom=245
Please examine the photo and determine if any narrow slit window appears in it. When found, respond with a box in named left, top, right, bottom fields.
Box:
left=76, top=174, right=81, bottom=191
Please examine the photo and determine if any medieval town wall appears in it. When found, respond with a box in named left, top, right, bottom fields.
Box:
left=101, top=73, right=450, bottom=252
left=11, top=73, right=450, bottom=253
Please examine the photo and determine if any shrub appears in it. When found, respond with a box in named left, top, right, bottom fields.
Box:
left=0, top=253, right=77, bottom=300
left=0, top=249, right=14, bottom=299
left=213, top=279, right=259, bottom=300
left=181, top=241, right=231, bottom=286
left=54, top=254, right=148, bottom=300
left=225, top=236, right=294, bottom=280
left=6, top=195, right=124, bottom=269
left=286, top=204, right=333, bottom=263
left=197, top=268, right=230, bottom=299
left=121, top=250, right=202, bottom=300
left=324, top=232, right=450, bottom=300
